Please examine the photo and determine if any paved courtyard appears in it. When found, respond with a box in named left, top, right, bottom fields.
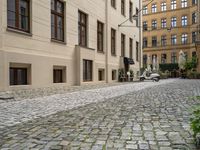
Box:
left=0, top=79, right=200, bottom=150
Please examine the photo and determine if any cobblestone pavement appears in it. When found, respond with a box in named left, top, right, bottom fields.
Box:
left=0, top=79, right=200, bottom=149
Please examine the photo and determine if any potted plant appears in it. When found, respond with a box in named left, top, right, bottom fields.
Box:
left=129, top=69, right=134, bottom=81
left=118, top=68, right=125, bottom=82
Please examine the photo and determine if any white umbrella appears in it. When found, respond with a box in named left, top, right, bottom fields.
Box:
left=178, top=51, right=186, bottom=70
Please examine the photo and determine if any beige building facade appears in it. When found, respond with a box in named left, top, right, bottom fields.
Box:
left=142, top=0, right=198, bottom=68
left=0, top=0, right=142, bottom=91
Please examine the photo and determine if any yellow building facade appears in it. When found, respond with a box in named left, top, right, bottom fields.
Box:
left=142, top=0, right=198, bottom=68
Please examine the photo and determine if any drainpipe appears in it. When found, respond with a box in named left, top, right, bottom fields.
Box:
left=139, top=0, right=142, bottom=73
left=105, top=0, right=109, bottom=83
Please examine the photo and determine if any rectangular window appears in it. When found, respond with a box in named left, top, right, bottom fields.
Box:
left=121, top=0, right=125, bottom=16
left=171, top=17, right=177, bottom=27
left=111, top=0, right=116, bottom=8
left=136, top=8, right=139, bottom=27
left=161, top=35, right=167, bottom=46
left=152, top=36, right=157, bottom=47
left=121, top=34, right=125, bottom=57
left=97, top=21, right=104, bottom=52
left=171, top=52, right=177, bottom=63
left=78, top=11, right=88, bottom=46
left=192, top=13, right=197, bottom=24
left=143, top=55, right=147, bottom=66
left=181, top=33, right=188, bottom=44
left=161, top=2, right=167, bottom=11
left=112, top=70, right=117, bottom=80
left=83, top=60, right=93, bottom=82
left=7, top=0, right=30, bottom=32
left=143, top=21, right=148, bottom=31
left=129, top=1, right=133, bottom=21
left=192, top=0, right=197, bottom=5
left=192, top=32, right=197, bottom=43
left=129, top=38, right=133, bottom=59
left=152, top=20, right=157, bottom=30
left=111, top=28, right=116, bottom=55
left=143, top=37, right=148, bottom=48
left=136, top=41, right=139, bottom=61
left=171, top=0, right=176, bottom=9
left=161, top=54, right=167, bottom=64
left=181, top=16, right=187, bottom=26
left=181, top=0, right=187, bottom=8
left=98, top=69, right=105, bottom=81
left=143, top=6, right=148, bottom=15
left=171, top=35, right=177, bottom=45
left=10, top=68, right=27, bottom=85
left=161, top=18, right=167, bottom=28
left=151, top=4, right=157, bottom=13
left=53, top=66, right=66, bottom=83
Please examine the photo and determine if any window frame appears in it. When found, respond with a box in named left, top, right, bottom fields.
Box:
left=121, top=33, right=125, bottom=57
left=111, top=28, right=116, bottom=56
left=83, top=59, right=93, bottom=82
left=51, top=0, right=65, bottom=42
left=121, top=0, right=125, bottom=16
left=7, top=0, right=30, bottom=33
left=97, top=21, right=104, bottom=52
left=78, top=10, right=88, bottom=47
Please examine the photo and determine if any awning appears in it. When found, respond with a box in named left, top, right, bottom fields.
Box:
left=124, top=57, right=135, bottom=65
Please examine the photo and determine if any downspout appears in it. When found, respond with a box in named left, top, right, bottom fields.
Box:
left=105, top=0, right=109, bottom=83
left=139, top=0, right=142, bottom=72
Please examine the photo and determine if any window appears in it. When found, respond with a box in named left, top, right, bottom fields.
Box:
left=152, top=36, right=157, bottom=47
left=143, top=21, right=148, bottom=31
left=192, top=13, right=197, bottom=24
left=98, top=69, right=105, bottom=81
left=181, top=16, right=187, bottom=26
left=112, top=70, right=117, bottom=80
left=181, top=33, right=188, bottom=44
left=83, top=60, right=93, bottom=82
left=171, top=17, right=177, bottom=27
left=10, top=68, right=27, bottom=85
left=161, top=35, right=167, bottom=46
left=143, top=37, right=148, bottom=48
left=129, top=1, right=133, bottom=21
left=111, top=28, right=116, bottom=55
left=121, top=34, right=125, bottom=57
left=7, top=0, right=30, bottom=32
left=78, top=11, right=88, bottom=46
left=129, top=38, right=133, bottom=59
left=9, top=63, right=31, bottom=86
left=152, top=20, right=157, bottom=30
left=53, top=66, right=66, bottom=83
left=143, top=55, right=147, bottom=66
left=192, top=32, right=197, bottom=43
left=51, top=0, right=64, bottom=41
left=136, top=41, right=139, bottom=61
left=143, top=6, right=148, bottom=15
left=152, top=4, right=157, bottom=13
left=171, top=52, right=177, bottom=63
left=111, top=0, right=116, bottom=8
left=181, top=0, right=187, bottom=8
left=192, top=0, right=197, bottom=5
left=161, top=54, right=167, bottom=64
left=97, top=21, right=104, bottom=52
left=171, top=35, right=177, bottom=45
left=171, top=0, right=176, bottom=10
left=121, top=0, right=125, bottom=16
left=161, top=2, right=167, bottom=11
left=135, top=8, right=139, bottom=27
left=161, top=18, right=167, bottom=28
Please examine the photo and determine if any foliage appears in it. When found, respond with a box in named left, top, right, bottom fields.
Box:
left=129, top=69, right=134, bottom=77
left=159, top=63, right=179, bottom=72
left=190, top=105, right=200, bottom=137
left=187, top=70, right=200, bottom=79
left=185, top=57, right=198, bottom=71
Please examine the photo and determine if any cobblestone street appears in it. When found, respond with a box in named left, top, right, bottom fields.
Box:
left=0, top=79, right=200, bottom=150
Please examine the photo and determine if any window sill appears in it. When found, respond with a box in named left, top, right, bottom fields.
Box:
left=76, top=45, right=95, bottom=51
left=7, top=27, right=32, bottom=36
left=111, top=54, right=117, bottom=57
left=51, top=39, right=66, bottom=45
left=97, top=51, right=104, bottom=54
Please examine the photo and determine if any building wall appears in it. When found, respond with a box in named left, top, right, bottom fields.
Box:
left=0, top=0, right=142, bottom=91
left=143, top=0, right=198, bottom=66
